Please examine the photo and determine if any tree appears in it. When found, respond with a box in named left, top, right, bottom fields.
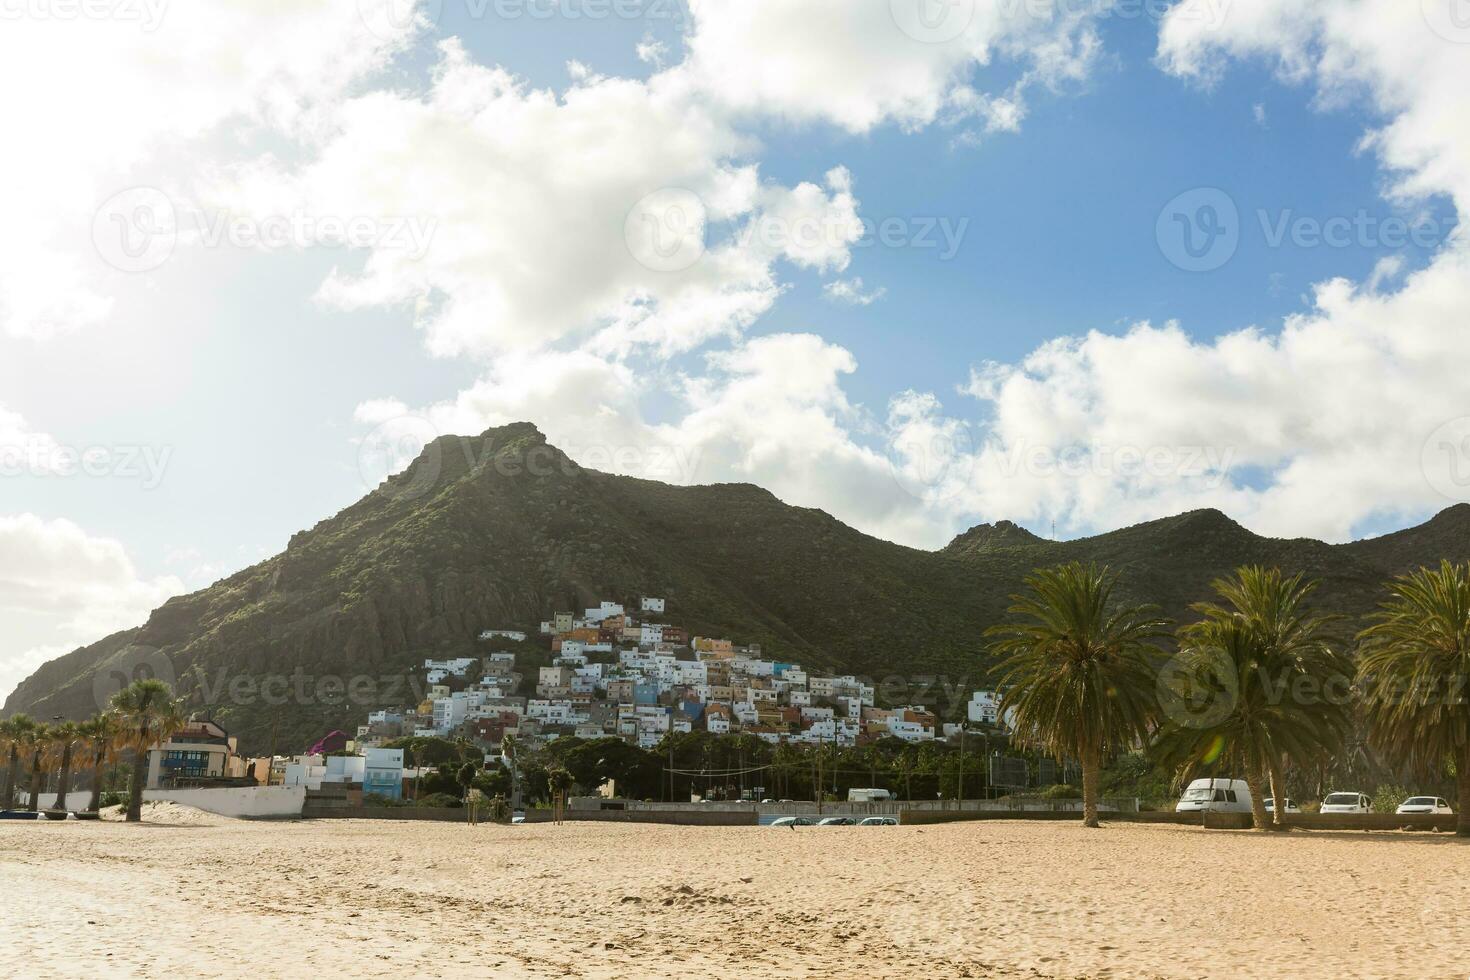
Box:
left=22, top=722, right=51, bottom=813
left=47, top=721, right=83, bottom=812
left=0, top=714, right=36, bottom=809
left=1357, top=561, right=1470, bottom=837
left=79, top=714, right=124, bottom=814
left=987, top=562, right=1170, bottom=827
left=109, top=680, right=186, bottom=822
left=1158, top=568, right=1352, bottom=830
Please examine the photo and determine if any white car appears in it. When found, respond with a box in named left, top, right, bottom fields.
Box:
left=1263, top=797, right=1301, bottom=814
left=1320, top=792, right=1372, bottom=814
left=769, top=816, right=812, bottom=827
left=1396, top=796, right=1453, bottom=815
left=858, top=816, right=897, bottom=826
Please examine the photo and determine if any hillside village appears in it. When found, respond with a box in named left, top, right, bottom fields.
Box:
left=351, top=597, right=1005, bottom=757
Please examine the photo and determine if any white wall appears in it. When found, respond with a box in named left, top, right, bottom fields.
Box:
left=19, top=791, right=94, bottom=810
left=141, top=786, right=306, bottom=818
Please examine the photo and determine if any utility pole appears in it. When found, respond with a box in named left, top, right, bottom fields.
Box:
left=958, top=724, right=966, bottom=806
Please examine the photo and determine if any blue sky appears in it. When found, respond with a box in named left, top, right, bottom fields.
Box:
left=2, top=0, right=1468, bottom=699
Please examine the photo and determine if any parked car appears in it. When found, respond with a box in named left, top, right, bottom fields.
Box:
left=770, top=816, right=812, bottom=827
left=816, top=816, right=855, bottom=826
left=1175, top=778, right=1253, bottom=813
left=759, top=798, right=776, bottom=804
left=1396, top=796, right=1453, bottom=815
left=1263, top=797, right=1301, bottom=813
left=1320, top=792, right=1372, bottom=814
left=858, top=816, right=898, bottom=826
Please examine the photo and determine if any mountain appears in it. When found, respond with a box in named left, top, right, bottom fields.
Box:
left=7, top=422, right=1470, bottom=753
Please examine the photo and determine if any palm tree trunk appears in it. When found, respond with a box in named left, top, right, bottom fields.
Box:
left=1268, top=761, right=1287, bottom=831
left=53, top=743, right=75, bottom=811
left=1246, top=768, right=1270, bottom=831
left=26, top=751, right=42, bottom=812
left=1081, top=744, right=1101, bottom=828
left=89, top=749, right=106, bottom=813
left=1458, top=749, right=1470, bottom=839
left=126, top=742, right=147, bottom=823
left=3, top=748, right=17, bottom=808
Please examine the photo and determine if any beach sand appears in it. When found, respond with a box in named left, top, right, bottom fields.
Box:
left=2, top=815, right=1467, bottom=978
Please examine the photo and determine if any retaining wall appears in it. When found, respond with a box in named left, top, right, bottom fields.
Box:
left=142, top=786, right=306, bottom=819
left=304, top=805, right=757, bottom=826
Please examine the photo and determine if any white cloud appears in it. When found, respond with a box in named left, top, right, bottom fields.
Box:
left=679, top=0, right=1101, bottom=134
left=908, top=1, right=1470, bottom=543
left=0, top=0, right=422, bottom=340
left=0, top=514, right=185, bottom=703
left=824, top=277, right=887, bottom=306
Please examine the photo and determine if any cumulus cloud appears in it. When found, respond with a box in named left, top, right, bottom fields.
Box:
left=919, top=0, right=1470, bottom=542
left=823, top=277, right=887, bottom=306
left=680, top=0, right=1101, bottom=133
left=0, top=0, right=422, bottom=341
left=0, top=515, right=184, bottom=703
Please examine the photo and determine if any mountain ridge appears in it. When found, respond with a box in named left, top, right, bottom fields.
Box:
left=7, top=422, right=1469, bottom=752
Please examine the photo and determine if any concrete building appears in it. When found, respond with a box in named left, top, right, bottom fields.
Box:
left=145, top=718, right=239, bottom=790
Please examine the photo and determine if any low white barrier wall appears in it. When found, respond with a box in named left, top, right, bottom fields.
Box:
left=142, top=786, right=306, bottom=819
left=18, top=791, right=94, bottom=810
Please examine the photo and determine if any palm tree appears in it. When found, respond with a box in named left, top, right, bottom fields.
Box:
left=1357, top=561, right=1470, bottom=837
left=79, top=714, right=123, bottom=813
left=988, top=562, right=1171, bottom=827
left=22, top=722, right=51, bottom=812
left=109, top=679, right=186, bottom=822
left=47, top=721, right=83, bottom=812
left=0, top=714, right=36, bottom=809
left=1163, top=567, right=1352, bottom=829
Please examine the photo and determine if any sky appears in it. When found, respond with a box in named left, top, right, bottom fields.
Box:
left=2, top=0, right=1469, bottom=701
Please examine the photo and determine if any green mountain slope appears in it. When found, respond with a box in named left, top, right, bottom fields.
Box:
left=6, top=422, right=1469, bottom=753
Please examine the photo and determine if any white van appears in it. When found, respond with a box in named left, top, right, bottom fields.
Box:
left=847, top=788, right=893, bottom=803
left=1176, top=778, right=1253, bottom=814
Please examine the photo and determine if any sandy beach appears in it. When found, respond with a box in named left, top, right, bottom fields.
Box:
left=2, top=813, right=1467, bottom=979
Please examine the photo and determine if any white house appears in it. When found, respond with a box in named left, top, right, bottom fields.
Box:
left=640, top=597, right=666, bottom=613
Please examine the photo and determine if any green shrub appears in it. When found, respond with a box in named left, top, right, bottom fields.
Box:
left=1371, top=784, right=1410, bottom=815
left=416, top=792, right=463, bottom=809
left=1041, top=783, right=1082, bottom=799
